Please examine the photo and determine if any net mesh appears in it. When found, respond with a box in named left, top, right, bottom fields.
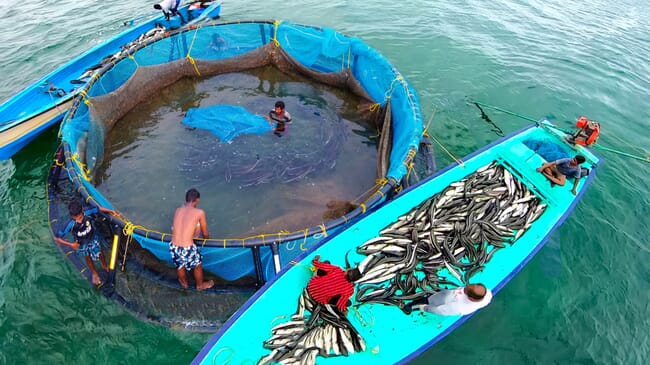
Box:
left=59, top=20, right=423, bottom=282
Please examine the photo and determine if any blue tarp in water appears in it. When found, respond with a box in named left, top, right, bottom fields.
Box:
left=183, top=104, right=272, bottom=142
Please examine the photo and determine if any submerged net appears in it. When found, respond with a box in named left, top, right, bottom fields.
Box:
left=59, top=20, right=423, bottom=284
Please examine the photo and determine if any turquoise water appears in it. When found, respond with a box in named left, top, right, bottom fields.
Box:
left=1, top=0, right=648, bottom=364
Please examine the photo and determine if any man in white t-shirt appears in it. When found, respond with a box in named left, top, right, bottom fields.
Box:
left=154, top=0, right=184, bottom=21
left=404, top=283, right=492, bottom=316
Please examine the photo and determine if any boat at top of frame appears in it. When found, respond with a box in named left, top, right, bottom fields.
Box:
left=0, top=0, right=222, bottom=160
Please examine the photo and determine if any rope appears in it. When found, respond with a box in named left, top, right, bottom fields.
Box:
left=186, top=27, right=202, bottom=76
left=318, top=224, right=328, bottom=238
left=289, top=260, right=315, bottom=272
left=121, top=221, right=147, bottom=271
left=422, top=107, right=436, bottom=137
left=69, top=153, right=90, bottom=181
left=271, top=20, right=281, bottom=47
left=128, top=54, right=139, bottom=67
left=470, top=99, right=650, bottom=163
left=211, top=347, right=234, bottom=365
left=592, top=144, right=649, bottom=162
left=353, top=306, right=375, bottom=327
left=429, top=133, right=464, bottom=167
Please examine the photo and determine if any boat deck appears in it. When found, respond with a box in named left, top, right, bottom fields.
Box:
left=193, top=122, right=599, bottom=364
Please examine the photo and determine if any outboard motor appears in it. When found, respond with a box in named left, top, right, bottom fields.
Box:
left=569, top=116, right=600, bottom=146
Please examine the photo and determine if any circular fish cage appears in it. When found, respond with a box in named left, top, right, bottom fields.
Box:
left=57, top=20, right=424, bottom=285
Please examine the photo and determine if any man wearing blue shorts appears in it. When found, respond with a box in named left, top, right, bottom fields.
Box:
left=170, top=188, right=214, bottom=290
left=55, top=201, right=116, bottom=285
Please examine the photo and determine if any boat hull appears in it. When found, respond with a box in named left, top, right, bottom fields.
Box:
left=0, top=1, right=222, bottom=160
left=193, top=121, right=600, bottom=364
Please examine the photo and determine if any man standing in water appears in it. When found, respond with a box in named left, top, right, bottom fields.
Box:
left=170, top=188, right=214, bottom=290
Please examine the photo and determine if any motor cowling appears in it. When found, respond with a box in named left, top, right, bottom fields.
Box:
left=573, top=116, right=600, bottom=146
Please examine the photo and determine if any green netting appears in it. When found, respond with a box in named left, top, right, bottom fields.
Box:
left=59, top=20, right=423, bottom=283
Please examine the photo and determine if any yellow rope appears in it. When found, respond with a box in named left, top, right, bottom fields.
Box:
left=186, top=28, right=202, bottom=76
left=79, top=89, right=93, bottom=107
left=187, top=55, right=201, bottom=76
left=270, top=315, right=288, bottom=327
left=128, top=54, right=138, bottom=67
left=302, top=229, right=309, bottom=250
left=120, top=221, right=155, bottom=270
left=423, top=106, right=436, bottom=136
left=289, top=260, right=315, bottom=272
left=429, top=133, right=465, bottom=167
left=318, top=224, right=328, bottom=238
left=353, top=306, right=375, bottom=327
left=69, top=153, right=90, bottom=181
left=368, top=103, right=381, bottom=112
left=271, top=20, right=281, bottom=47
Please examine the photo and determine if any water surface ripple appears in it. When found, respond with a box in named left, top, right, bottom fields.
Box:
left=0, top=0, right=648, bottom=364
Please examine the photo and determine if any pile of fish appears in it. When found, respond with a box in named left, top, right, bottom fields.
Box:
left=354, top=161, right=547, bottom=308
left=72, top=27, right=166, bottom=85
left=259, top=291, right=365, bottom=365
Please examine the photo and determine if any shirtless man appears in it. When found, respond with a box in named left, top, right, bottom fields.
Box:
left=170, top=188, right=214, bottom=290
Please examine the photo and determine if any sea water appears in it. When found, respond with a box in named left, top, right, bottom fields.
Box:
left=0, top=0, right=648, bottom=364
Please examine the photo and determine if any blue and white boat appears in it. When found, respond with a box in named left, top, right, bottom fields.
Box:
left=0, top=1, right=222, bottom=160
left=192, top=120, right=600, bottom=364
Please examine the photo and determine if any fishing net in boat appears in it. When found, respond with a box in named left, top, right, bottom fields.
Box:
left=58, top=20, right=424, bottom=284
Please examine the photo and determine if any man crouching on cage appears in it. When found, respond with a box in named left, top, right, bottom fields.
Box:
left=55, top=201, right=116, bottom=285
left=170, top=188, right=214, bottom=290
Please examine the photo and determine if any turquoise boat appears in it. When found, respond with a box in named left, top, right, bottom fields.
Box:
left=0, top=1, right=222, bottom=160
left=193, top=120, right=600, bottom=364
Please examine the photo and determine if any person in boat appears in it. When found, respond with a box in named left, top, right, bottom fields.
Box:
left=169, top=188, right=214, bottom=290
left=153, top=0, right=185, bottom=23
left=54, top=201, right=116, bottom=285
left=307, top=255, right=362, bottom=314
left=266, top=100, right=292, bottom=137
left=536, top=154, right=587, bottom=195
left=402, top=283, right=492, bottom=316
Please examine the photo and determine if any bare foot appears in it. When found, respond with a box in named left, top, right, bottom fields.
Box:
left=197, top=280, right=214, bottom=291
left=178, top=279, right=189, bottom=289
left=92, top=273, right=101, bottom=285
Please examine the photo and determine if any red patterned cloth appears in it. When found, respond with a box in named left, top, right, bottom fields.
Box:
left=306, top=258, right=354, bottom=313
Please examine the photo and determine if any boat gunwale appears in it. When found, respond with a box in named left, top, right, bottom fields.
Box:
left=192, top=121, right=601, bottom=364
